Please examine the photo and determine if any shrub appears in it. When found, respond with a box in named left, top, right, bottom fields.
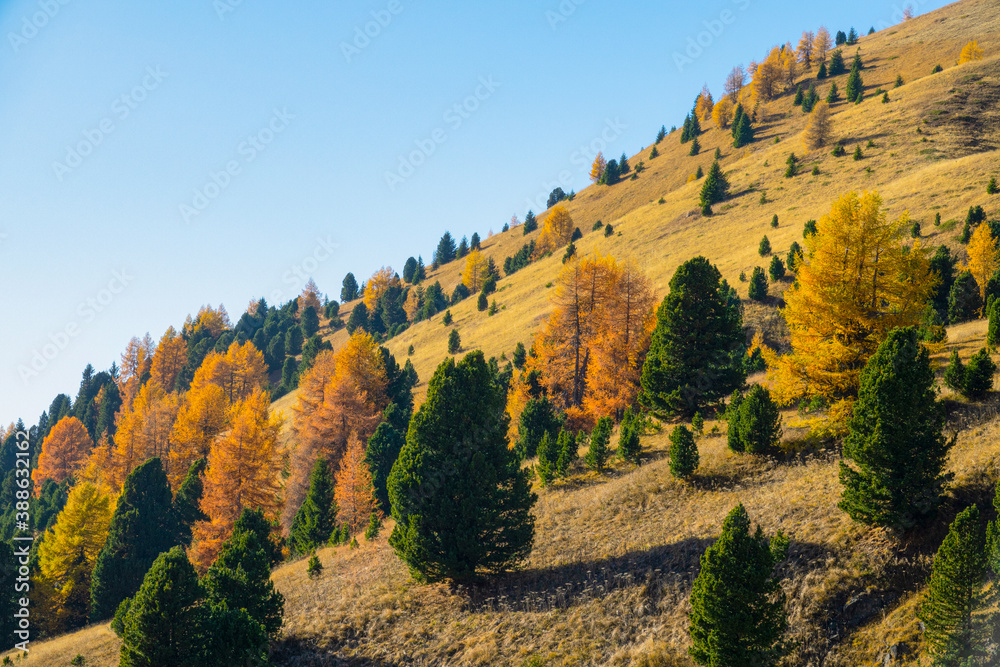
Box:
left=604, top=224, right=614, bottom=237
left=770, top=214, right=778, bottom=228
left=988, top=177, right=998, bottom=195
left=911, top=221, right=921, bottom=238
left=307, top=555, right=323, bottom=578
left=895, top=74, right=903, bottom=87
left=932, top=64, right=943, bottom=73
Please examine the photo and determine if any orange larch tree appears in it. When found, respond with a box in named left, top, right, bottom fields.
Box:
left=363, top=266, right=398, bottom=309
left=191, top=388, right=284, bottom=570
left=300, top=277, right=323, bottom=313
left=334, top=434, right=380, bottom=535
left=534, top=205, right=576, bottom=258
left=117, top=335, right=154, bottom=408
left=149, top=326, right=187, bottom=393
left=695, top=85, right=714, bottom=122
left=107, top=382, right=179, bottom=492
left=463, top=248, right=486, bottom=293
left=32, top=416, right=93, bottom=494
left=589, top=153, right=607, bottom=184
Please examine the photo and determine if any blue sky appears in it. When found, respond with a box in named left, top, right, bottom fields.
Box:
left=0, top=0, right=946, bottom=425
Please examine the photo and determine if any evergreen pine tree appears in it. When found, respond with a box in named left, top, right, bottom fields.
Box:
left=116, top=547, right=207, bottom=667
left=817, top=61, right=828, bottom=79
left=436, top=232, right=458, bottom=264
left=988, top=300, right=1000, bottom=348
left=522, top=210, right=538, bottom=235
left=988, top=177, right=998, bottom=195
left=604, top=159, right=620, bottom=184
left=457, top=236, right=469, bottom=259
left=759, top=235, right=771, bottom=256
left=617, top=407, right=641, bottom=464
left=289, top=458, right=336, bottom=556
left=512, top=342, right=527, bottom=369
left=640, top=257, right=746, bottom=416
left=668, top=425, right=699, bottom=479
left=365, top=422, right=405, bottom=515
left=839, top=327, right=952, bottom=529
left=726, top=389, right=745, bottom=452
left=689, top=504, right=788, bottom=666
left=341, top=272, right=359, bottom=302
left=402, top=257, right=418, bottom=283
left=826, top=82, right=839, bottom=103
left=442, top=310, right=453, bottom=326
left=689, top=137, right=701, bottom=156
left=90, top=458, right=182, bottom=622
left=585, top=417, right=612, bottom=472
left=515, top=396, right=561, bottom=460
left=769, top=255, right=786, bottom=281
left=918, top=505, right=988, bottom=666
left=536, top=432, right=559, bottom=487
left=619, top=152, right=630, bottom=174
left=388, top=352, right=536, bottom=583
left=828, top=49, right=846, bottom=75
left=963, top=348, right=996, bottom=399
left=173, top=458, right=208, bottom=548
left=792, top=85, right=803, bottom=105
left=695, top=165, right=704, bottom=179
left=930, top=246, right=957, bottom=322
left=732, top=384, right=782, bottom=454
left=845, top=65, right=864, bottom=103
left=448, top=328, right=461, bottom=354
left=477, top=291, right=488, bottom=312
left=699, top=160, right=729, bottom=210
left=300, top=305, right=319, bottom=339
left=656, top=125, right=666, bottom=143
left=732, top=112, right=754, bottom=148
left=555, top=428, right=577, bottom=477
left=748, top=266, right=769, bottom=301
left=949, top=271, right=982, bottom=324
left=202, top=508, right=285, bottom=638
left=944, top=350, right=967, bottom=394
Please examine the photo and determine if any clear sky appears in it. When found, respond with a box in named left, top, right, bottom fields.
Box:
left=0, top=0, right=946, bottom=426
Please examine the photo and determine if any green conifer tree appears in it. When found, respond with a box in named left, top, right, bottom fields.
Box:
left=617, top=407, right=641, bottom=464
left=365, top=422, right=405, bottom=515
left=963, top=348, right=996, bottom=399
left=289, top=458, right=336, bottom=556
left=668, top=425, right=699, bottom=479
left=689, top=504, right=788, bottom=666
left=699, top=160, right=729, bottom=211
left=585, top=417, right=612, bottom=472
left=536, top=432, right=559, bottom=487
left=388, top=352, right=537, bottom=583
left=949, top=271, right=982, bottom=324
left=732, top=384, right=782, bottom=453
left=839, top=327, right=952, bottom=529
left=173, top=458, right=208, bottom=548
left=944, top=350, right=967, bottom=394
left=555, top=428, right=577, bottom=477
left=448, top=328, right=462, bottom=354
left=748, top=266, right=769, bottom=301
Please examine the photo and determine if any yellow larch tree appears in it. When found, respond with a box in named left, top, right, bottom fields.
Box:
left=107, top=381, right=179, bottom=492
left=149, top=326, right=187, bottom=393
left=797, top=31, right=815, bottom=68
left=183, top=304, right=231, bottom=339
left=695, top=85, right=714, bottom=122
left=463, top=247, right=486, bottom=293
left=802, top=101, right=833, bottom=151
left=334, top=434, right=380, bottom=535
left=765, top=191, right=935, bottom=422
left=750, top=47, right=785, bottom=103
left=965, top=222, right=998, bottom=304
left=958, top=40, right=984, bottom=64
left=117, top=335, right=154, bottom=408
left=191, top=388, right=284, bottom=570
left=300, top=277, right=323, bottom=313
left=363, top=266, right=398, bottom=308
left=589, top=152, right=606, bottom=184
left=36, top=483, right=112, bottom=632
left=534, top=205, right=576, bottom=257
left=32, top=416, right=92, bottom=494
left=814, top=26, right=832, bottom=63
left=712, top=97, right=735, bottom=129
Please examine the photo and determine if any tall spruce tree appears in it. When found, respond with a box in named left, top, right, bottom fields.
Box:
left=640, top=257, right=745, bottom=417
left=617, top=407, right=641, bottom=464
left=585, top=417, right=613, bottom=472
left=202, top=508, right=285, bottom=638
left=341, top=272, right=359, bottom=302
left=555, top=428, right=577, bottom=477
left=515, top=396, right=561, bottom=460
left=365, top=422, right=405, bottom=515
left=388, top=351, right=536, bottom=583
left=839, top=327, right=952, bottom=529
left=699, top=160, right=729, bottom=214
left=918, top=505, right=988, bottom=666
left=732, top=111, right=754, bottom=148
left=689, top=504, right=788, bottom=666
left=90, top=458, right=182, bottom=622
left=730, top=384, right=782, bottom=454
left=289, top=457, right=336, bottom=556
left=116, top=547, right=207, bottom=667
left=435, top=231, right=458, bottom=265
left=173, top=458, right=208, bottom=548
left=536, top=431, right=559, bottom=487
left=668, top=425, right=699, bottom=479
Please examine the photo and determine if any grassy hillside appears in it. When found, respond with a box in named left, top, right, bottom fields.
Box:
left=16, top=1, right=1000, bottom=665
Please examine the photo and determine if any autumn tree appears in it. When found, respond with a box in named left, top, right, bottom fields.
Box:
left=300, top=277, right=323, bottom=313
left=958, top=40, right=984, bottom=64
left=797, top=31, right=815, bottom=68
left=966, top=222, right=998, bottom=305
left=363, top=266, right=399, bottom=309
left=149, top=327, right=187, bottom=393
left=589, top=152, right=607, bottom=183
left=191, top=389, right=283, bottom=570
left=118, top=335, right=154, bottom=408
left=724, top=65, right=746, bottom=101
left=32, top=416, right=92, bottom=494
left=289, top=331, right=388, bottom=522
left=534, top=205, right=576, bottom=257
left=640, top=257, right=745, bottom=417
left=334, top=434, right=380, bottom=535
left=695, top=85, right=714, bottom=122
left=765, top=191, right=934, bottom=421
left=463, top=247, right=486, bottom=293
left=839, top=328, right=951, bottom=529
left=289, top=457, right=335, bottom=555
left=712, top=97, right=734, bottom=129
left=36, top=483, right=113, bottom=631
left=90, top=458, right=182, bottom=621
left=389, top=352, right=536, bottom=583
left=814, top=27, right=832, bottom=63
left=750, top=47, right=787, bottom=103
left=802, top=101, right=832, bottom=151
left=108, top=382, right=179, bottom=492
